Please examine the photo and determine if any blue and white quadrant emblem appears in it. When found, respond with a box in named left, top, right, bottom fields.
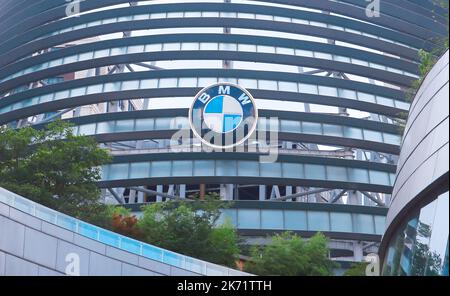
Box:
left=189, top=83, right=258, bottom=149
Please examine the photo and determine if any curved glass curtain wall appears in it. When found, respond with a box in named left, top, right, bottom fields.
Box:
left=1, top=0, right=441, bottom=214
left=101, top=159, right=396, bottom=189
left=0, top=76, right=409, bottom=116
left=218, top=207, right=386, bottom=235
left=382, top=191, right=449, bottom=276
left=70, top=116, right=401, bottom=146
left=25, top=7, right=420, bottom=50
left=0, top=40, right=418, bottom=84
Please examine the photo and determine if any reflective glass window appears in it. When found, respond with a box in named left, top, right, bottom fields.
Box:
left=348, top=168, right=369, bottom=183
left=308, top=211, right=330, bottom=231
left=330, top=212, right=353, bottom=232
left=172, top=161, right=193, bottom=176
left=216, top=160, right=237, bottom=176
left=97, top=121, right=115, bottom=134
left=107, top=163, right=129, bottom=180
left=135, top=118, right=154, bottom=131
left=260, top=162, right=282, bottom=177
left=374, top=215, right=386, bottom=235
left=193, top=160, right=215, bottom=176
left=299, top=83, right=318, bottom=94
left=323, top=124, right=343, bottom=137
left=338, top=89, right=357, bottom=100
left=284, top=211, right=307, bottom=230
left=258, top=80, right=278, bottom=90
left=122, top=80, right=140, bottom=90
left=278, top=81, right=298, bottom=92
left=115, top=120, right=134, bottom=132
left=178, top=77, right=197, bottom=87
left=261, top=210, right=284, bottom=230
left=305, top=164, right=326, bottom=180
left=238, top=161, right=259, bottom=176
left=354, top=214, right=374, bottom=234
left=343, top=127, right=363, bottom=139
left=104, top=82, right=121, bottom=92
left=86, top=84, right=103, bottom=94
left=129, top=162, right=150, bottom=179
left=238, top=209, right=260, bottom=229
left=327, top=166, right=347, bottom=182
left=282, top=163, right=304, bottom=179
left=318, top=86, right=338, bottom=97
left=302, top=122, right=322, bottom=134
left=150, top=161, right=172, bottom=177
left=159, top=78, right=178, bottom=88
left=369, top=170, right=390, bottom=185
left=280, top=120, right=300, bottom=133
left=140, top=79, right=158, bottom=89
left=358, top=92, right=376, bottom=103
left=238, top=79, right=258, bottom=89
left=155, top=118, right=172, bottom=130
left=364, top=129, right=383, bottom=142
left=78, top=124, right=96, bottom=136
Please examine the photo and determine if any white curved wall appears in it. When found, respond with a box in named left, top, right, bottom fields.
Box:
left=386, top=50, right=449, bottom=230
left=0, top=188, right=248, bottom=276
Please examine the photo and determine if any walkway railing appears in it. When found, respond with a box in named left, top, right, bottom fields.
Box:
left=0, top=187, right=249, bottom=276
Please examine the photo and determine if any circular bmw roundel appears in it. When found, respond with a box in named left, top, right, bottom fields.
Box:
left=189, top=83, right=258, bottom=149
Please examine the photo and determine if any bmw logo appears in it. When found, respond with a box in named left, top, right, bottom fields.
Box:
left=189, top=83, right=258, bottom=149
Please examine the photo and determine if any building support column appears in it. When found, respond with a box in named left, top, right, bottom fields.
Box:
left=259, top=185, right=266, bottom=201
left=156, top=185, right=163, bottom=202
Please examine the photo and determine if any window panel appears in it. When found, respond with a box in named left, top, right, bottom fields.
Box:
left=330, top=212, right=353, bottom=232
left=343, top=126, right=363, bottom=139
left=302, top=122, right=322, bottom=134
left=261, top=210, right=284, bottom=230
left=193, top=160, right=215, bottom=176
left=354, top=214, right=375, bottom=234
left=172, top=161, right=193, bottom=176
left=135, top=118, right=154, bottom=131
left=260, top=162, right=282, bottom=177
left=97, top=121, right=115, bottom=134
left=78, top=124, right=96, bottom=136
left=323, top=124, right=343, bottom=137
left=299, top=83, right=318, bottom=94
left=304, top=164, right=326, bottom=180
left=121, top=80, right=140, bottom=91
left=150, top=161, right=172, bottom=177
left=369, top=170, right=390, bottom=185
left=348, top=168, right=369, bottom=183
left=364, top=129, right=383, bottom=142
left=107, top=163, right=129, bottom=180
left=115, top=120, right=134, bottom=132
left=129, top=162, right=150, bottom=179
left=284, top=211, right=307, bottom=230
left=278, top=81, right=298, bottom=92
left=308, top=211, right=330, bottom=231
left=216, top=160, right=237, bottom=176
left=326, top=166, right=347, bottom=182
left=282, top=163, right=304, bottom=179
left=318, top=86, right=338, bottom=97
left=238, top=209, right=260, bottom=229
left=258, top=80, right=278, bottom=90
left=238, top=161, right=259, bottom=176
left=280, top=120, right=301, bottom=133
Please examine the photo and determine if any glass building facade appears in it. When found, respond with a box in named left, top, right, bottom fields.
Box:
left=383, top=191, right=449, bottom=276
left=380, top=50, right=449, bottom=276
left=0, top=0, right=448, bottom=266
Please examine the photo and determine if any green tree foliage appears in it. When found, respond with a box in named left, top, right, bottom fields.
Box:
left=0, top=121, right=111, bottom=223
left=343, top=262, right=369, bottom=276
left=137, top=199, right=240, bottom=268
left=245, top=232, right=335, bottom=276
